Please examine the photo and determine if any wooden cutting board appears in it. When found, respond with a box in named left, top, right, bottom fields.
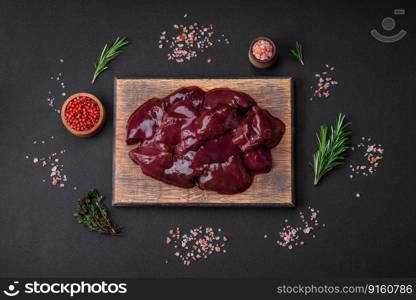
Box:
left=113, top=78, right=294, bottom=206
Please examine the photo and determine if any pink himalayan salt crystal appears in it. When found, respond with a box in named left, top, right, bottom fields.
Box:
left=251, top=39, right=274, bottom=61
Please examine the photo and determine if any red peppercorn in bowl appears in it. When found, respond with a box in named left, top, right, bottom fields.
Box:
left=61, top=93, right=105, bottom=137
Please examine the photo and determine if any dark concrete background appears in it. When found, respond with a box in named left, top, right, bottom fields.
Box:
left=0, top=0, right=415, bottom=278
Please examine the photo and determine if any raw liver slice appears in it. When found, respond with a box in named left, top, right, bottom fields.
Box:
left=242, top=148, right=272, bottom=172
left=152, top=103, right=199, bottom=146
left=176, top=104, right=241, bottom=154
left=232, top=106, right=285, bottom=152
left=126, top=98, right=165, bottom=145
left=126, top=87, right=285, bottom=195
left=165, top=86, right=205, bottom=111
left=163, top=152, right=200, bottom=188
left=204, top=88, right=256, bottom=111
left=197, top=155, right=252, bottom=194
left=192, top=131, right=241, bottom=167
left=129, top=144, right=173, bottom=181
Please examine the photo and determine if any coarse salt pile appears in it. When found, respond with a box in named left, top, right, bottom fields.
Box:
left=310, top=64, right=338, bottom=100
left=158, top=14, right=230, bottom=63
left=349, top=137, right=384, bottom=178
left=166, top=226, right=229, bottom=266
left=276, top=207, right=323, bottom=250
left=251, top=39, right=273, bottom=61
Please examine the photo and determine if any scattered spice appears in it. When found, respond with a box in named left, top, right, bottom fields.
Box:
left=158, top=14, right=230, bottom=63
left=310, top=64, right=338, bottom=100
left=64, top=95, right=100, bottom=131
left=165, top=226, right=229, bottom=266
left=349, top=137, right=384, bottom=178
left=276, top=207, right=323, bottom=250
left=26, top=136, right=70, bottom=188
left=47, top=68, right=68, bottom=114
left=251, top=39, right=274, bottom=61
left=74, top=189, right=121, bottom=235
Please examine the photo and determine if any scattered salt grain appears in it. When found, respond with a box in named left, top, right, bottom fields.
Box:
left=277, top=207, right=323, bottom=250
left=46, top=64, right=68, bottom=114
left=165, top=226, right=229, bottom=266
left=158, top=15, right=230, bottom=63
left=310, top=64, right=339, bottom=100
left=27, top=142, right=69, bottom=188
left=349, top=137, right=384, bottom=178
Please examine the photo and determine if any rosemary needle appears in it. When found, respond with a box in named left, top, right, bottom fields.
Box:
left=290, top=41, right=304, bottom=65
left=311, top=113, right=351, bottom=185
left=91, top=37, right=129, bottom=84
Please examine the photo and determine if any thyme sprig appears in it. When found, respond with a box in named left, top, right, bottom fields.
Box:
left=311, top=113, right=351, bottom=185
left=91, top=37, right=129, bottom=84
left=290, top=41, right=304, bottom=65
left=74, top=189, right=121, bottom=235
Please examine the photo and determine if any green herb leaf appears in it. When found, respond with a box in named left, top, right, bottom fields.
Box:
left=311, top=113, right=351, bottom=185
left=91, top=37, right=129, bottom=84
left=74, top=188, right=121, bottom=235
left=290, top=41, right=304, bottom=65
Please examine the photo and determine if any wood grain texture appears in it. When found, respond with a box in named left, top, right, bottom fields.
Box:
left=113, top=78, right=294, bottom=206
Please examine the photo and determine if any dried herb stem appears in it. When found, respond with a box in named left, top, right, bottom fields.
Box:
left=73, top=189, right=121, bottom=235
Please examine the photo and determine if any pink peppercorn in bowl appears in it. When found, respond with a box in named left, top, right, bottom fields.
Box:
left=61, top=93, right=105, bottom=137
left=248, top=37, right=278, bottom=69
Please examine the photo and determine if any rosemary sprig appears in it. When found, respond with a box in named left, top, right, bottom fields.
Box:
left=311, top=113, right=351, bottom=185
left=74, top=189, right=121, bottom=235
left=91, top=37, right=129, bottom=84
left=290, top=41, right=304, bottom=65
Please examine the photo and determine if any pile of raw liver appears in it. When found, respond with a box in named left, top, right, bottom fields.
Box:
left=126, top=87, right=285, bottom=194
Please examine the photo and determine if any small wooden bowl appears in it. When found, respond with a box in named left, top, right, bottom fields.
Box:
left=248, top=37, right=278, bottom=69
left=61, top=93, right=105, bottom=137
